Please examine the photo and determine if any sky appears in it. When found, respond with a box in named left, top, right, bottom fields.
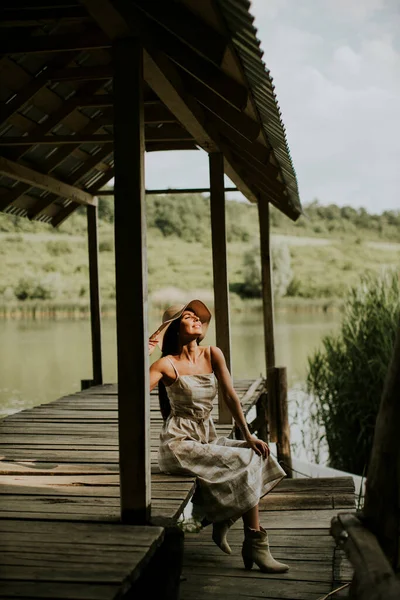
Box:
left=145, top=0, right=400, bottom=214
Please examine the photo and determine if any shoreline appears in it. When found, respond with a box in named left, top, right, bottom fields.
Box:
left=0, top=297, right=343, bottom=320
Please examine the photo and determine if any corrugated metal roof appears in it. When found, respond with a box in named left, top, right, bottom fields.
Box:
left=216, top=0, right=302, bottom=214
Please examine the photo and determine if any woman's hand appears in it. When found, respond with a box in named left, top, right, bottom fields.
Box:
left=245, top=435, right=270, bottom=458
left=148, top=336, right=159, bottom=355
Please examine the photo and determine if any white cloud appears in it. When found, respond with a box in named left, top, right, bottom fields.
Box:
left=246, top=2, right=400, bottom=212
left=325, top=0, right=386, bottom=22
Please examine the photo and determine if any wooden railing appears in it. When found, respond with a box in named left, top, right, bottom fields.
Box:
left=242, top=374, right=292, bottom=477
left=331, top=513, right=400, bottom=600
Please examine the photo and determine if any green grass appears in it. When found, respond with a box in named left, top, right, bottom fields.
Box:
left=1, top=197, right=399, bottom=311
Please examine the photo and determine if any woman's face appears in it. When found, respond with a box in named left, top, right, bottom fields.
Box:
left=179, top=309, right=202, bottom=339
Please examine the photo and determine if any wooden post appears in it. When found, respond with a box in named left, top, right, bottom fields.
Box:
left=87, top=204, right=103, bottom=386
left=258, top=200, right=276, bottom=370
left=363, top=321, right=400, bottom=570
left=113, top=37, right=150, bottom=524
left=258, top=199, right=292, bottom=475
left=209, top=152, right=232, bottom=424
left=267, top=367, right=292, bottom=475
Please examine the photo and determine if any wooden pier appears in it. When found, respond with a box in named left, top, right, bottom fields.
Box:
left=0, top=379, right=354, bottom=599
left=181, top=477, right=355, bottom=600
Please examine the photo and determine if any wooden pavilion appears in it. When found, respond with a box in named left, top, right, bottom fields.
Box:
left=0, top=0, right=302, bottom=525
left=3, top=2, right=399, bottom=600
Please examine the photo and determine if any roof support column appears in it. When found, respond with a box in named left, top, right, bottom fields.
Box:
left=258, top=199, right=292, bottom=475
left=87, top=204, right=103, bottom=386
left=209, top=152, right=232, bottom=424
left=113, top=37, right=150, bottom=523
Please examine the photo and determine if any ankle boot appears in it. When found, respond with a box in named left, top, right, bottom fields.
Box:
left=212, top=518, right=236, bottom=554
left=242, top=527, right=289, bottom=573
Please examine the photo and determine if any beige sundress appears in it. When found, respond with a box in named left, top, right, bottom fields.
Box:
left=158, top=354, right=286, bottom=523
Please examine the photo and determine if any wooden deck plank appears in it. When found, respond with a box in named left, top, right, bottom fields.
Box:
left=0, top=379, right=257, bottom=524
left=0, top=581, right=120, bottom=600
left=0, top=520, right=164, bottom=599
left=0, top=380, right=355, bottom=599
left=180, top=498, right=354, bottom=600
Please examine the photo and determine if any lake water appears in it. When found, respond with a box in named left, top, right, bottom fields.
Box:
left=0, top=309, right=340, bottom=462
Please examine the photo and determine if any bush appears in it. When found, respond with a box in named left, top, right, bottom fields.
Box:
left=306, top=272, right=400, bottom=475
left=46, top=240, right=72, bottom=256
left=235, top=242, right=292, bottom=299
left=99, top=237, right=114, bottom=252
left=14, top=273, right=62, bottom=301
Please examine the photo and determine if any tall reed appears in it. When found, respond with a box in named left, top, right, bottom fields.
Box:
left=307, top=272, right=400, bottom=475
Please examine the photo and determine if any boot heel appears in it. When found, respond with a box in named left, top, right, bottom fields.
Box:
left=242, top=553, right=254, bottom=570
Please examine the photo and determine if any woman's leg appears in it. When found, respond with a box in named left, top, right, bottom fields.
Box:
left=241, top=503, right=289, bottom=573
left=242, top=503, right=260, bottom=530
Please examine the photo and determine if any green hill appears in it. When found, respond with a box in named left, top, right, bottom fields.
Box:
left=0, top=194, right=399, bottom=313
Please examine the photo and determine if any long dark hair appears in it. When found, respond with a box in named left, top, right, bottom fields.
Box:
left=158, top=313, right=201, bottom=421
left=158, top=317, right=181, bottom=421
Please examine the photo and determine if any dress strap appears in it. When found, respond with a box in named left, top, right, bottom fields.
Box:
left=166, top=356, right=179, bottom=380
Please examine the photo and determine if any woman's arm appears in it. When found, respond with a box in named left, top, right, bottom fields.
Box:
left=149, top=359, right=164, bottom=392
left=210, top=346, right=269, bottom=458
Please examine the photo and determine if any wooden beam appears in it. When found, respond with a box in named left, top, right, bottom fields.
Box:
left=0, top=30, right=111, bottom=55
left=80, top=0, right=130, bottom=39
left=41, top=109, right=114, bottom=173
left=144, top=103, right=176, bottom=124
left=143, top=50, right=216, bottom=151
left=95, top=186, right=238, bottom=195
left=0, top=124, right=192, bottom=146
left=9, top=80, right=108, bottom=162
left=29, top=145, right=112, bottom=220
left=27, top=194, right=63, bottom=220
left=87, top=205, right=103, bottom=386
left=184, top=75, right=260, bottom=142
left=86, top=168, right=115, bottom=193
left=78, top=0, right=282, bottom=210
left=34, top=94, right=176, bottom=123
left=209, top=153, right=232, bottom=425
left=225, top=149, right=300, bottom=221
left=0, top=110, right=113, bottom=213
left=145, top=124, right=193, bottom=142
left=207, top=112, right=270, bottom=165
left=145, top=141, right=197, bottom=152
left=114, top=1, right=248, bottom=111
left=0, top=51, right=79, bottom=125
left=0, top=134, right=114, bottom=146
left=52, top=169, right=114, bottom=227
left=0, top=7, right=88, bottom=26
left=113, top=37, right=150, bottom=523
left=51, top=201, right=80, bottom=228
left=50, top=65, right=113, bottom=82
left=67, top=145, right=113, bottom=186
left=132, top=0, right=228, bottom=66
left=0, top=156, right=96, bottom=206
left=0, top=186, right=25, bottom=211
left=80, top=0, right=215, bottom=151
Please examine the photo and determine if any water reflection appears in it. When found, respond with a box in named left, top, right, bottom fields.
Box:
left=0, top=311, right=339, bottom=420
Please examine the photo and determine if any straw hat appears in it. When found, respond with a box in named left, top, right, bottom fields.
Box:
left=150, top=299, right=212, bottom=348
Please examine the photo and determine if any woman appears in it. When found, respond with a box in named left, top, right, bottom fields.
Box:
left=149, top=299, right=288, bottom=573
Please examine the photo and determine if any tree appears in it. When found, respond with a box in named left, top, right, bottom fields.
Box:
left=237, top=241, right=292, bottom=299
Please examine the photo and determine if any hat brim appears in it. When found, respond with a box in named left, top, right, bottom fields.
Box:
left=150, top=299, right=211, bottom=349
